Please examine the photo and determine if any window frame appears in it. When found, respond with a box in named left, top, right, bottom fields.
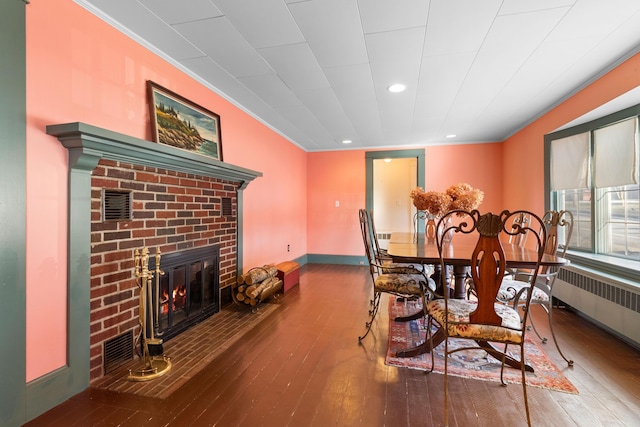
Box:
left=545, top=103, right=640, bottom=283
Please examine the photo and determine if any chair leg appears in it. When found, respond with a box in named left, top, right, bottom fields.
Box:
left=526, top=306, right=546, bottom=342
left=358, top=291, right=381, bottom=342
left=520, top=345, right=532, bottom=426
left=423, top=316, right=437, bottom=374
left=443, top=337, right=450, bottom=426
left=546, top=303, right=574, bottom=366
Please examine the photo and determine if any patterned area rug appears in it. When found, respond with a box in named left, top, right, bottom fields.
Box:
left=385, top=298, right=578, bottom=394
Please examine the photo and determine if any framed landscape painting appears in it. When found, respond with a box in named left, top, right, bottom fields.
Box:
left=147, top=81, right=223, bottom=161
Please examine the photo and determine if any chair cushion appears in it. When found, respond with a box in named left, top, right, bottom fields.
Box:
left=381, top=261, right=424, bottom=274
left=375, top=273, right=433, bottom=295
left=426, top=299, right=523, bottom=344
left=498, top=278, right=549, bottom=303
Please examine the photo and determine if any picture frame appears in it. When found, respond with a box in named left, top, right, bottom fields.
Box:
left=147, top=81, right=223, bottom=161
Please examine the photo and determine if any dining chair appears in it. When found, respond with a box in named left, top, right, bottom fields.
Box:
left=368, top=209, right=426, bottom=274
left=466, top=211, right=531, bottom=298
left=425, top=209, right=546, bottom=427
left=497, top=210, right=574, bottom=366
left=366, top=209, right=432, bottom=322
left=357, top=209, right=435, bottom=342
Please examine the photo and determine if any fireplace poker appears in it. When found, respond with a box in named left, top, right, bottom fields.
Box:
left=146, top=249, right=164, bottom=356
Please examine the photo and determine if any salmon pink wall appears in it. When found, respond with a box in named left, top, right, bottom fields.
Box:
left=307, top=150, right=365, bottom=255
left=306, top=143, right=503, bottom=257
left=25, top=0, right=306, bottom=381
left=503, top=53, right=640, bottom=211
left=424, top=143, right=503, bottom=213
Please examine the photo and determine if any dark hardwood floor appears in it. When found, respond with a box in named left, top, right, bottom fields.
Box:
left=26, top=264, right=640, bottom=426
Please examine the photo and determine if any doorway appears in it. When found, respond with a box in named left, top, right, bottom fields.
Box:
left=365, top=149, right=425, bottom=247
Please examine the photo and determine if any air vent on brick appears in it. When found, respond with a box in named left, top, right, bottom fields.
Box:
left=222, top=197, right=233, bottom=216
left=103, top=330, right=133, bottom=374
left=102, top=190, right=131, bottom=221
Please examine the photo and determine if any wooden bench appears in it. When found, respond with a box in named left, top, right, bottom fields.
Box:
left=276, top=261, right=300, bottom=292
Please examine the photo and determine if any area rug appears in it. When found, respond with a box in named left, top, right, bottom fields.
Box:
left=385, top=298, right=578, bottom=394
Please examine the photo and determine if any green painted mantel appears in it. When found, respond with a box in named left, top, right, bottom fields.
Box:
left=28, top=122, right=261, bottom=421
left=46, top=122, right=262, bottom=188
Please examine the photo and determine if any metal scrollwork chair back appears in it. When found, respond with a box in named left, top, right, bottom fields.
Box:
left=425, top=209, right=546, bottom=427
left=498, top=210, right=574, bottom=366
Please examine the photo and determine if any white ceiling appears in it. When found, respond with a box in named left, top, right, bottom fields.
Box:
left=76, top=0, right=640, bottom=152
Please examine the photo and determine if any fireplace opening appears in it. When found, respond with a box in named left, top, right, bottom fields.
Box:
left=148, top=245, right=221, bottom=342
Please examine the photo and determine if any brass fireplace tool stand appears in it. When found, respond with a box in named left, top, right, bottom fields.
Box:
left=128, top=247, right=172, bottom=381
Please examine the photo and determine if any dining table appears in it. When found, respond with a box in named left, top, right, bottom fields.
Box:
left=386, top=231, right=569, bottom=371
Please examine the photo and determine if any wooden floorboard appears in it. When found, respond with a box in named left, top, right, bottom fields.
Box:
left=25, top=263, right=640, bottom=427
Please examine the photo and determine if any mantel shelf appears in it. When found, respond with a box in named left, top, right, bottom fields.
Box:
left=47, top=122, right=262, bottom=188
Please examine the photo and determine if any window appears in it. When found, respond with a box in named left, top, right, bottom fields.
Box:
left=547, top=112, right=640, bottom=265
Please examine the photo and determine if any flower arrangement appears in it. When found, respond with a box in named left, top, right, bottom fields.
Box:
left=410, top=183, right=484, bottom=217
left=446, top=182, right=484, bottom=212
left=410, top=188, right=452, bottom=217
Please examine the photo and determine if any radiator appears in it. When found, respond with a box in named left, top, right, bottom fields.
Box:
left=554, top=265, right=640, bottom=349
left=377, top=233, right=391, bottom=250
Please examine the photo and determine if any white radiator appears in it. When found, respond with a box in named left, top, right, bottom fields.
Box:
left=554, top=265, right=640, bottom=349
left=377, top=233, right=391, bottom=250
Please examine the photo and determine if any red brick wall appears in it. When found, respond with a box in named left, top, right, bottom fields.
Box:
left=88, top=159, right=238, bottom=381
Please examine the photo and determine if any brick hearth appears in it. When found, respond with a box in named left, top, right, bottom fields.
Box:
left=92, top=300, right=280, bottom=399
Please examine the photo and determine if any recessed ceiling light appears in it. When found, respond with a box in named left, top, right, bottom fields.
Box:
left=342, top=139, right=352, bottom=144
left=387, top=83, right=406, bottom=93
left=445, top=134, right=457, bottom=139
left=384, top=158, right=392, bottom=163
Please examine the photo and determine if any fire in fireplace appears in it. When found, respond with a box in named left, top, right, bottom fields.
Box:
left=148, top=245, right=220, bottom=342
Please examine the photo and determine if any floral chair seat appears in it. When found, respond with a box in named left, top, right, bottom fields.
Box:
left=426, top=299, right=523, bottom=344
left=498, top=278, right=549, bottom=303
left=381, top=262, right=423, bottom=274
left=374, top=273, right=435, bottom=296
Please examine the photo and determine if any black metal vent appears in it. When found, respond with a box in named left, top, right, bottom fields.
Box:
left=102, top=190, right=131, bottom=221
left=221, top=197, right=233, bottom=216
left=104, top=330, right=133, bottom=374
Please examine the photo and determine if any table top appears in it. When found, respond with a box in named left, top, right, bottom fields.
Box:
left=387, top=232, right=568, bottom=268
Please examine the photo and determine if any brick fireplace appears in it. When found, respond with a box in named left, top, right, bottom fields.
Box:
left=47, top=123, right=261, bottom=388
left=89, top=159, right=240, bottom=380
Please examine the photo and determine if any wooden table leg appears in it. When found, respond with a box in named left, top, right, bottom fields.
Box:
left=452, top=265, right=469, bottom=299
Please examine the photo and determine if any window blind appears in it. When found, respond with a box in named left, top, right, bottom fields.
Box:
left=593, top=117, right=638, bottom=188
left=550, top=132, right=590, bottom=191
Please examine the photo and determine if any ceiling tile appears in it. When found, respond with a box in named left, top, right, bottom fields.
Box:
left=173, top=17, right=271, bottom=78
left=258, top=43, right=329, bottom=91
left=140, top=0, right=223, bottom=25
left=238, top=73, right=301, bottom=108
left=213, top=0, right=305, bottom=48
left=288, top=0, right=368, bottom=67
left=423, top=0, right=501, bottom=56
left=358, top=0, right=429, bottom=34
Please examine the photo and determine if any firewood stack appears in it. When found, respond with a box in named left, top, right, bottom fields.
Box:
left=233, top=265, right=283, bottom=308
